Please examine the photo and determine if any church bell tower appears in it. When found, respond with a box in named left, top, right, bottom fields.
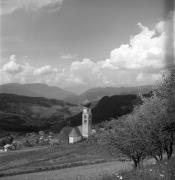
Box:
left=82, top=100, right=92, bottom=138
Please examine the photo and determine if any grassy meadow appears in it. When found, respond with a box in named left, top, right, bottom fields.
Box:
left=0, top=143, right=123, bottom=177
left=95, top=156, right=175, bottom=180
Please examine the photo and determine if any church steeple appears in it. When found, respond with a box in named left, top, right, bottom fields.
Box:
left=82, top=100, right=92, bottom=138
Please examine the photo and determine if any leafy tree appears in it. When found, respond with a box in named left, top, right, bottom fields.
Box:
left=101, top=68, right=175, bottom=167
left=132, top=95, right=167, bottom=160
left=154, top=67, right=175, bottom=158
left=96, top=116, right=147, bottom=167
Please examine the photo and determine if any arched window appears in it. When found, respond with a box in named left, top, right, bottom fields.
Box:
left=84, top=119, right=87, bottom=123
left=84, top=114, right=87, bottom=119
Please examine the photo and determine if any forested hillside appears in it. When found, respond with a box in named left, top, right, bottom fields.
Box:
left=0, top=94, right=79, bottom=133
left=68, top=94, right=145, bottom=126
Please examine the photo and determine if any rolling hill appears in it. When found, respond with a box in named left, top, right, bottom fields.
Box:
left=0, top=83, right=153, bottom=134
left=68, top=94, right=146, bottom=126
left=0, top=83, right=153, bottom=105
left=0, top=92, right=149, bottom=134
left=0, top=83, right=75, bottom=100
left=64, top=85, right=153, bottom=104
left=0, top=94, right=80, bottom=133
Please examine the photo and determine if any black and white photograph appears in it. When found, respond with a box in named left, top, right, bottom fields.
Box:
left=0, top=0, right=174, bottom=179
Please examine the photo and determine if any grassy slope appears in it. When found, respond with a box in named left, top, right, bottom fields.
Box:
left=94, top=157, right=175, bottom=180
left=0, top=161, right=132, bottom=180
left=1, top=148, right=174, bottom=180
left=0, top=143, right=122, bottom=177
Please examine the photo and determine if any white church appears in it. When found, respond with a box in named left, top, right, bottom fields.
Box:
left=59, top=101, right=92, bottom=144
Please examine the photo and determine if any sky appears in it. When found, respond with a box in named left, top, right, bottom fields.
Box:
left=0, top=0, right=174, bottom=94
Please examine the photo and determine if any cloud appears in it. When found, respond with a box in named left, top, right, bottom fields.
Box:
left=67, top=59, right=101, bottom=86
left=103, top=22, right=166, bottom=70
left=1, top=0, right=63, bottom=15
left=64, top=20, right=168, bottom=88
left=2, top=55, right=24, bottom=74
left=0, top=18, right=170, bottom=91
left=0, top=56, right=60, bottom=84
left=33, top=65, right=57, bottom=76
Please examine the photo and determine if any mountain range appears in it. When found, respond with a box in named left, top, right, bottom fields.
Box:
left=0, top=82, right=153, bottom=134
left=65, top=85, right=153, bottom=103
left=0, top=83, right=153, bottom=104
left=0, top=83, right=75, bottom=100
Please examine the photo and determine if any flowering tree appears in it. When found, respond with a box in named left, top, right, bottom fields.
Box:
left=154, top=67, right=175, bottom=158
left=101, top=68, right=175, bottom=167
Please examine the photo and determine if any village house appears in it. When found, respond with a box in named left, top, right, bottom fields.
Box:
left=3, top=144, right=15, bottom=151
left=59, top=101, right=92, bottom=144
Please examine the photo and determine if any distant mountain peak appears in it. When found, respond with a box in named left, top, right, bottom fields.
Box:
left=0, top=83, right=76, bottom=100
left=64, top=85, right=154, bottom=104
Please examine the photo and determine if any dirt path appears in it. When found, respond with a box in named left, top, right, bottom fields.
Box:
left=0, top=160, right=133, bottom=180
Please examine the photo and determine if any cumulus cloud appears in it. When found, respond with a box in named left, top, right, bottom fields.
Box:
left=64, top=20, right=168, bottom=88
left=33, top=65, right=57, bottom=76
left=102, top=22, right=166, bottom=70
left=66, top=59, right=102, bottom=86
left=0, top=18, right=171, bottom=91
left=1, top=0, right=63, bottom=15
left=2, top=55, right=24, bottom=74
left=1, top=55, right=34, bottom=84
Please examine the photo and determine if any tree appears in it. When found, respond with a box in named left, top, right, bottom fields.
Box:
left=99, top=68, right=175, bottom=167
left=154, top=67, right=175, bottom=158
left=132, top=95, right=167, bottom=160
left=99, top=116, right=147, bottom=168
left=102, top=87, right=173, bottom=167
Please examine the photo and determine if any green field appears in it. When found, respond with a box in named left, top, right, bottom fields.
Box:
left=0, top=143, right=123, bottom=177
left=1, top=144, right=174, bottom=180
left=0, top=160, right=132, bottom=180
left=2, top=154, right=174, bottom=180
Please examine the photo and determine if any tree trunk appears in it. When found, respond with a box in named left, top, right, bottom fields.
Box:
left=131, top=156, right=139, bottom=168
left=164, top=132, right=174, bottom=159
left=167, top=141, right=173, bottom=159
left=159, top=154, right=163, bottom=160
left=169, top=131, right=174, bottom=158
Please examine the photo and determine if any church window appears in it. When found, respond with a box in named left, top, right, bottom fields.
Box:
left=84, top=119, right=87, bottom=123
left=84, top=114, right=88, bottom=119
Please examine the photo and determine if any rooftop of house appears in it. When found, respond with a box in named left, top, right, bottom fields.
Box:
left=69, top=127, right=82, bottom=137
left=59, top=126, right=82, bottom=140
